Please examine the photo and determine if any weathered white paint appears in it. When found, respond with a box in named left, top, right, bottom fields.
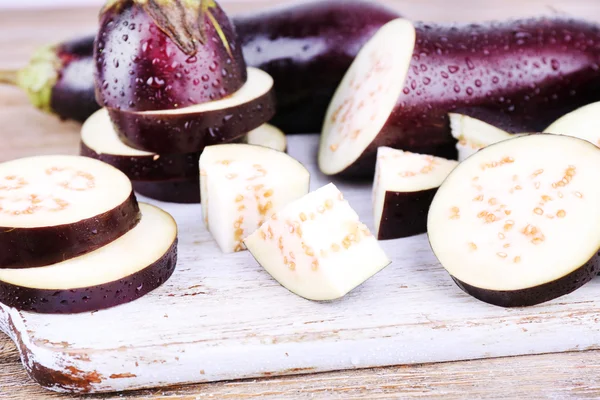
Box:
left=1, top=135, right=600, bottom=394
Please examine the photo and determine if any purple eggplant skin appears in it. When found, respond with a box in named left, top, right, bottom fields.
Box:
left=107, top=86, right=275, bottom=153
left=341, top=17, right=600, bottom=178
left=80, top=142, right=200, bottom=181
left=0, top=239, right=177, bottom=314
left=51, top=35, right=100, bottom=122
left=234, top=0, right=400, bottom=134
left=94, top=0, right=247, bottom=112
left=377, top=188, right=438, bottom=241
left=0, top=192, right=141, bottom=269
left=133, top=179, right=200, bottom=204
left=451, top=251, right=600, bottom=307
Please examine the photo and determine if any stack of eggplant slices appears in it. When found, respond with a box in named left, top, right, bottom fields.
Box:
left=7, top=0, right=600, bottom=313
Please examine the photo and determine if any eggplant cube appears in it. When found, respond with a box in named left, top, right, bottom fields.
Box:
left=373, top=147, right=458, bottom=240
left=244, top=183, right=391, bottom=301
left=200, top=144, right=310, bottom=253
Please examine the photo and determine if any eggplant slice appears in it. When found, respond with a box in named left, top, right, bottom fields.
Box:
left=428, top=134, right=600, bottom=307
left=200, top=143, right=309, bottom=253
left=0, top=155, right=140, bottom=268
left=0, top=203, right=177, bottom=314
left=373, top=147, right=457, bottom=240
left=244, top=183, right=391, bottom=301
left=108, top=68, right=276, bottom=154
left=544, top=101, right=600, bottom=147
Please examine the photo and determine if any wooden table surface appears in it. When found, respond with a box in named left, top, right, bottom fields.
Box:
left=3, top=1, right=600, bottom=398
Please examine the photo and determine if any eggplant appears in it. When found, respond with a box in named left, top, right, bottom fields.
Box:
left=244, top=183, right=390, bottom=301
left=319, top=17, right=600, bottom=178
left=544, top=101, right=600, bottom=147
left=108, top=68, right=275, bottom=153
left=235, top=0, right=401, bottom=133
left=95, top=0, right=247, bottom=112
left=427, top=134, right=600, bottom=307
left=449, top=112, right=523, bottom=161
left=200, top=143, right=310, bottom=253
left=0, top=155, right=140, bottom=269
left=0, top=34, right=99, bottom=122
left=0, top=203, right=177, bottom=314
left=373, top=147, right=458, bottom=240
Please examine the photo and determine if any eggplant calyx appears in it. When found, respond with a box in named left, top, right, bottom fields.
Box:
left=15, top=46, right=60, bottom=113
left=133, top=0, right=231, bottom=57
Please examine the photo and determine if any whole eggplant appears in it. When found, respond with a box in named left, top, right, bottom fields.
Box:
left=1, top=0, right=399, bottom=130
left=235, top=0, right=401, bottom=133
left=0, top=34, right=99, bottom=122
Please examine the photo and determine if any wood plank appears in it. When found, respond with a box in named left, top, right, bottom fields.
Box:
left=2, top=344, right=600, bottom=399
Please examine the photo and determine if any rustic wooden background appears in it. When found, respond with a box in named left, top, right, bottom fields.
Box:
left=3, top=1, right=600, bottom=398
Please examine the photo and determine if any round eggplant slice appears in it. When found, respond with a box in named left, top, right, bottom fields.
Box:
left=427, top=134, right=600, bottom=307
left=108, top=68, right=276, bottom=154
left=81, top=108, right=199, bottom=181
left=244, top=183, right=390, bottom=301
left=0, top=203, right=177, bottom=314
left=319, top=17, right=600, bottom=178
left=373, top=147, right=458, bottom=240
left=133, top=178, right=200, bottom=204
left=0, top=155, right=140, bottom=269
left=244, top=124, right=287, bottom=153
left=200, top=143, right=309, bottom=253
left=544, top=101, right=600, bottom=146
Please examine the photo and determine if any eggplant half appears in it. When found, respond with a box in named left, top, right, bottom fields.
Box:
left=373, top=147, right=458, bottom=240
left=0, top=203, right=177, bottom=314
left=244, top=183, right=390, bottom=301
left=0, top=155, right=140, bottom=269
left=94, top=0, right=247, bottom=111
left=319, top=17, right=600, bottom=178
left=427, top=134, right=600, bottom=307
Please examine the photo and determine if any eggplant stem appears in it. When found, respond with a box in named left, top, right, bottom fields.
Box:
left=0, top=70, right=19, bottom=86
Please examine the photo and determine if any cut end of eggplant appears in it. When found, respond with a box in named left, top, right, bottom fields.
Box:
left=449, top=113, right=515, bottom=161
left=428, top=134, right=600, bottom=307
left=139, top=68, right=272, bottom=116
left=544, top=101, right=600, bottom=147
left=0, top=203, right=177, bottom=314
left=245, top=124, right=287, bottom=153
left=0, top=155, right=132, bottom=228
left=200, top=143, right=310, bottom=253
left=319, top=18, right=416, bottom=176
left=373, top=147, right=458, bottom=239
left=244, top=183, right=391, bottom=301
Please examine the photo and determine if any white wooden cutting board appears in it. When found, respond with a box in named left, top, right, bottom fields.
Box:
left=1, top=135, right=600, bottom=394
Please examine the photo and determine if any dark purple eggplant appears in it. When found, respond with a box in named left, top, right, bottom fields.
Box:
left=0, top=34, right=99, bottom=122
left=234, top=0, right=400, bottom=133
left=319, top=17, right=600, bottom=178
left=94, top=0, right=247, bottom=112
left=133, top=178, right=200, bottom=204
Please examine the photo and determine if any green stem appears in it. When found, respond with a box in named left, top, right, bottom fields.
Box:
left=0, top=70, right=20, bottom=86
